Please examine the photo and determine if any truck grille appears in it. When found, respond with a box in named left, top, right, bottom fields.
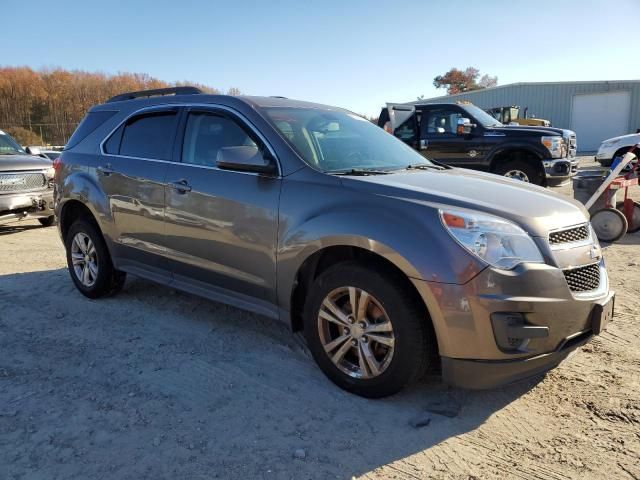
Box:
left=549, top=225, right=589, bottom=245
left=563, top=263, right=600, bottom=292
left=0, top=172, right=46, bottom=193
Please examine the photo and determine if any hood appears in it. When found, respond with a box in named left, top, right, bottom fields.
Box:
left=488, top=126, right=562, bottom=137
left=0, top=154, right=53, bottom=171
left=602, top=132, right=640, bottom=144
left=341, top=168, right=588, bottom=237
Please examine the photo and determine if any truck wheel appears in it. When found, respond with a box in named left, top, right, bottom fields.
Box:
left=38, top=216, right=56, bottom=227
left=591, top=208, right=628, bottom=242
left=65, top=218, right=126, bottom=298
left=303, top=261, right=433, bottom=398
left=494, top=160, right=544, bottom=185
left=616, top=201, right=640, bottom=233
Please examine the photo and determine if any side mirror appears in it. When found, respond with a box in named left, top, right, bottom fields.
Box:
left=26, top=146, right=41, bottom=156
left=456, top=118, right=475, bottom=135
left=216, top=145, right=277, bottom=175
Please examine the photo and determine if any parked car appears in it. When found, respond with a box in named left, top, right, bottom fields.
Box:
left=0, top=130, right=56, bottom=226
left=25, top=146, right=61, bottom=161
left=595, top=132, right=640, bottom=167
left=55, top=87, right=613, bottom=398
left=378, top=102, right=578, bottom=186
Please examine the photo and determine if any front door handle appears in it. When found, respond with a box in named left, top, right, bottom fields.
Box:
left=97, top=163, right=115, bottom=176
left=169, top=179, right=192, bottom=193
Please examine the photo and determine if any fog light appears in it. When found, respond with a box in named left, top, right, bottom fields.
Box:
left=491, top=313, right=549, bottom=352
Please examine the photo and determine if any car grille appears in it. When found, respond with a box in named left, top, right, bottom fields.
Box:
left=0, top=172, right=46, bottom=193
left=563, top=263, right=600, bottom=292
left=549, top=225, right=589, bottom=245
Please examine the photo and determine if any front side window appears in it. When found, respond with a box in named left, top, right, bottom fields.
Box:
left=421, top=108, right=463, bottom=136
left=117, top=111, right=178, bottom=160
left=264, top=107, right=433, bottom=173
left=182, top=112, right=257, bottom=167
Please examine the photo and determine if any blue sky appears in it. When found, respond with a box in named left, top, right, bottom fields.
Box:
left=3, top=0, right=639, bottom=116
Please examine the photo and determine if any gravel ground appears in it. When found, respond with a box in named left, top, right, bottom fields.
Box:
left=1, top=158, right=638, bottom=479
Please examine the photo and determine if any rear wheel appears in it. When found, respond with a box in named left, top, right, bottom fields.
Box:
left=38, top=216, right=55, bottom=227
left=303, top=262, right=433, bottom=398
left=65, top=218, right=126, bottom=298
left=591, top=208, right=628, bottom=242
left=494, top=160, right=544, bottom=186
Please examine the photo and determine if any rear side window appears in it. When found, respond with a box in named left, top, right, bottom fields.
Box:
left=65, top=111, right=118, bottom=149
left=118, top=111, right=178, bottom=160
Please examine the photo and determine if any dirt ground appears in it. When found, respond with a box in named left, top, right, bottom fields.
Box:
left=1, top=158, right=638, bottom=480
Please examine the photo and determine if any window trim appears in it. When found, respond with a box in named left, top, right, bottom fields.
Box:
left=99, top=103, right=281, bottom=177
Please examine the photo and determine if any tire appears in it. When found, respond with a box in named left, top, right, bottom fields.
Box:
left=591, top=208, right=628, bottom=243
left=303, top=261, right=433, bottom=398
left=616, top=201, right=640, bottom=233
left=494, top=160, right=544, bottom=186
left=65, top=218, right=126, bottom=298
left=38, top=216, right=56, bottom=227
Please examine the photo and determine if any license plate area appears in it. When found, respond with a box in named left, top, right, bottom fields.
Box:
left=591, top=294, right=615, bottom=335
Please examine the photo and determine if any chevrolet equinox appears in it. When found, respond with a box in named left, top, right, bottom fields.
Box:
left=54, top=87, right=614, bottom=398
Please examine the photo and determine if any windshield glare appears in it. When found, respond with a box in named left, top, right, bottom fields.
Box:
left=463, top=105, right=504, bottom=128
left=0, top=131, right=26, bottom=155
left=264, top=107, right=433, bottom=172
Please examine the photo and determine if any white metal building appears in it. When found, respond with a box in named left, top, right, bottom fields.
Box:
left=411, top=81, right=640, bottom=152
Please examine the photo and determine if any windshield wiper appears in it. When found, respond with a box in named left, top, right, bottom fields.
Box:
left=327, top=168, right=392, bottom=176
left=404, top=164, right=446, bottom=171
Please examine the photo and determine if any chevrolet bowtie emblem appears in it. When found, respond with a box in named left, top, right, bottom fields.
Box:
left=589, top=245, right=601, bottom=260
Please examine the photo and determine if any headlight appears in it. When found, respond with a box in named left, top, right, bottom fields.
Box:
left=541, top=136, right=563, bottom=158
left=45, top=167, right=55, bottom=179
left=440, top=208, right=544, bottom=270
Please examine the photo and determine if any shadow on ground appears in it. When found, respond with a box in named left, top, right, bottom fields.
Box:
left=1, top=268, right=543, bottom=479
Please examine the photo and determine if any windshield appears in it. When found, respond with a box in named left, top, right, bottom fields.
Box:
left=463, top=105, right=504, bottom=128
left=0, top=131, right=26, bottom=155
left=264, top=107, right=433, bottom=172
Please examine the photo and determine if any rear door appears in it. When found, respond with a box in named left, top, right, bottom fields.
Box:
left=99, top=107, right=180, bottom=278
left=163, top=106, right=281, bottom=314
left=418, top=105, right=485, bottom=167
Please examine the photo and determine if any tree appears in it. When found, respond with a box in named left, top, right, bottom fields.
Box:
left=433, top=67, right=497, bottom=95
left=0, top=67, right=241, bottom=145
left=4, top=126, right=44, bottom=146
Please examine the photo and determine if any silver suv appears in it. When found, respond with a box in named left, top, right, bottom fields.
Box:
left=55, top=87, right=614, bottom=398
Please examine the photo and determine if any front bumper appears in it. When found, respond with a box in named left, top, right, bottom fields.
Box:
left=543, top=157, right=579, bottom=182
left=411, top=260, right=611, bottom=389
left=0, top=190, right=55, bottom=224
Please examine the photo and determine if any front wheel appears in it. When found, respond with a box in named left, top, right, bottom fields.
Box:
left=65, top=218, right=126, bottom=298
left=303, top=262, right=433, bottom=398
left=494, top=160, right=544, bottom=186
left=591, top=208, right=628, bottom=242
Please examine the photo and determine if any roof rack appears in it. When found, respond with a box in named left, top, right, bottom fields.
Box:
left=106, top=86, right=203, bottom=103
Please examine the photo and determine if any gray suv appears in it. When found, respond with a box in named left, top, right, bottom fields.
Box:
left=55, top=87, right=614, bottom=398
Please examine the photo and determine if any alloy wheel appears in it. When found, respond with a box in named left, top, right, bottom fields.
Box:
left=317, top=287, right=395, bottom=379
left=71, top=232, right=98, bottom=287
left=503, top=169, right=530, bottom=182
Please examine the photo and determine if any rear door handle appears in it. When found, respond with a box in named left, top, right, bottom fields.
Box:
left=97, top=164, right=115, bottom=176
left=169, top=179, right=192, bottom=193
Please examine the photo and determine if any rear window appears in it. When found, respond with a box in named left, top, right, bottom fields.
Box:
left=65, top=110, right=118, bottom=149
left=118, top=111, right=178, bottom=160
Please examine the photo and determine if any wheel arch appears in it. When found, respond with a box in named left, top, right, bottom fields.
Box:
left=287, top=244, right=439, bottom=361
